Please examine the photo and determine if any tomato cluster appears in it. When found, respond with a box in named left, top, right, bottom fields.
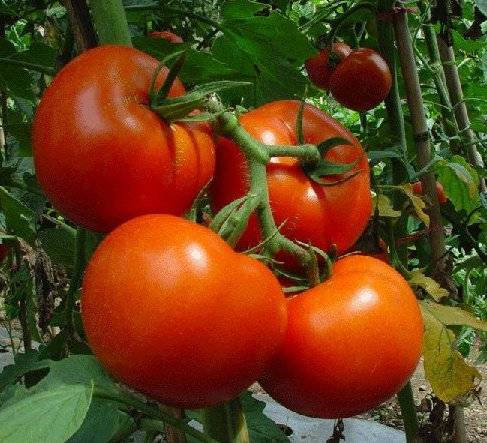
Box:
left=306, top=45, right=392, bottom=112
left=33, top=45, right=423, bottom=417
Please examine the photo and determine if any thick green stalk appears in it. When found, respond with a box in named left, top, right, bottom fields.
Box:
left=203, top=400, right=249, bottom=443
left=377, top=0, right=407, bottom=155
left=397, top=382, right=419, bottom=440
left=89, top=0, right=132, bottom=46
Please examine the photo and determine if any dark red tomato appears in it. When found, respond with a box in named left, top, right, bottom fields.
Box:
left=329, top=48, right=392, bottom=112
left=149, top=31, right=183, bottom=43
left=412, top=181, right=447, bottom=204
left=210, top=100, right=372, bottom=257
left=260, top=255, right=423, bottom=418
left=33, top=45, right=215, bottom=232
left=0, top=244, right=9, bottom=262
left=81, top=214, right=287, bottom=409
left=305, top=43, right=351, bottom=91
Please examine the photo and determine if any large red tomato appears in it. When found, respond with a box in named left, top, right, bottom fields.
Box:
left=33, top=45, right=215, bottom=232
left=260, top=255, right=423, bottom=418
left=329, top=48, right=392, bottom=112
left=81, top=214, right=287, bottom=409
left=210, top=100, right=371, bottom=257
left=305, top=42, right=351, bottom=91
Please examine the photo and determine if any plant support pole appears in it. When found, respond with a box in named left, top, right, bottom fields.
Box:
left=393, top=7, right=446, bottom=274
left=437, top=38, right=486, bottom=193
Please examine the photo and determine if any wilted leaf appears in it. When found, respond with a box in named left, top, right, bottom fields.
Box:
left=373, top=194, right=401, bottom=218
left=399, top=184, right=430, bottom=226
left=409, top=270, right=449, bottom=301
left=421, top=300, right=487, bottom=332
left=421, top=307, right=482, bottom=403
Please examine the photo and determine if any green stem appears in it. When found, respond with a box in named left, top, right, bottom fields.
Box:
left=93, top=387, right=216, bottom=443
left=64, top=228, right=87, bottom=336
left=89, top=0, right=132, bottom=46
left=0, top=57, right=56, bottom=75
left=327, top=2, right=377, bottom=44
left=397, top=382, right=419, bottom=441
left=203, top=399, right=249, bottom=443
left=267, top=144, right=320, bottom=162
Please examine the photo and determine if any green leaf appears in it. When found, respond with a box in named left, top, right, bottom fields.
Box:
left=0, top=186, right=36, bottom=244
left=0, top=383, right=93, bottom=443
left=435, top=156, right=480, bottom=215
left=68, top=399, right=136, bottom=443
left=452, top=30, right=486, bottom=53
left=240, top=391, right=289, bottom=442
left=421, top=307, right=482, bottom=403
left=38, top=228, right=76, bottom=272
left=0, top=350, right=42, bottom=390
left=222, top=0, right=266, bottom=18
left=421, top=300, right=487, bottom=332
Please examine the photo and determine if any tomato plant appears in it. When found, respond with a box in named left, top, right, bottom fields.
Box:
left=260, top=255, right=423, bottom=418
left=305, top=42, right=351, bottom=91
left=149, top=30, right=183, bottom=43
left=33, top=45, right=215, bottom=233
left=412, top=180, right=448, bottom=204
left=210, top=100, right=372, bottom=257
left=329, top=48, right=392, bottom=112
left=81, top=214, right=287, bottom=409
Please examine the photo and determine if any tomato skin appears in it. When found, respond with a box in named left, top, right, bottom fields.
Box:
left=81, top=214, right=287, bottom=409
left=149, top=31, right=183, bottom=43
left=260, top=255, right=423, bottom=418
left=210, top=100, right=372, bottom=256
left=411, top=181, right=447, bottom=204
left=329, top=48, right=392, bottom=112
left=0, top=244, right=9, bottom=263
left=33, top=45, right=215, bottom=232
left=305, top=43, right=351, bottom=91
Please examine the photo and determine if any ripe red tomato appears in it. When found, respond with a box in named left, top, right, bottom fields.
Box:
left=260, top=255, right=423, bottom=418
left=81, top=214, right=287, bottom=409
left=305, top=43, right=351, bottom=91
left=329, top=48, right=392, bottom=112
left=33, top=45, right=215, bottom=232
left=411, top=181, right=447, bottom=204
left=149, top=30, right=183, bottom=43
left=210, top=100, right=372, bottom=257
left=0, top=244, right=9, bottom=263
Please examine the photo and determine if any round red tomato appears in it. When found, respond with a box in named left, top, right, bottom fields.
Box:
left=329, top=48, right=392, bottom=112
left=33, top=45, right=215, bottom=232
left=210, top=100, right=372, bottom=257
left=412, top=181, right=447, bottom=204
left=305, top=42, right=351, bottom=91
left=149, top=30, right=183, bottom=43
left=260, top=255, right=423, bottom=418
left=81, top=214, right=287, bottom=409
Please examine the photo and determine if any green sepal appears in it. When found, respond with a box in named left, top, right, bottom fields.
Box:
left=316, top=137, right=352, bottom=156
left=152, top=81, right=251, bottom=121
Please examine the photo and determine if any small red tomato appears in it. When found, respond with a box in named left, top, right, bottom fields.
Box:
left=260, top=255, right=423, bottom=418
left=305, top=43, right=351, bottom=91
left=329, top=48, right=392, bottom=112
left=411, top=181, right=447, bottom=204
left=149, top=31, right=183, bottom=43
left=81, top=214, right=287, bottom=409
